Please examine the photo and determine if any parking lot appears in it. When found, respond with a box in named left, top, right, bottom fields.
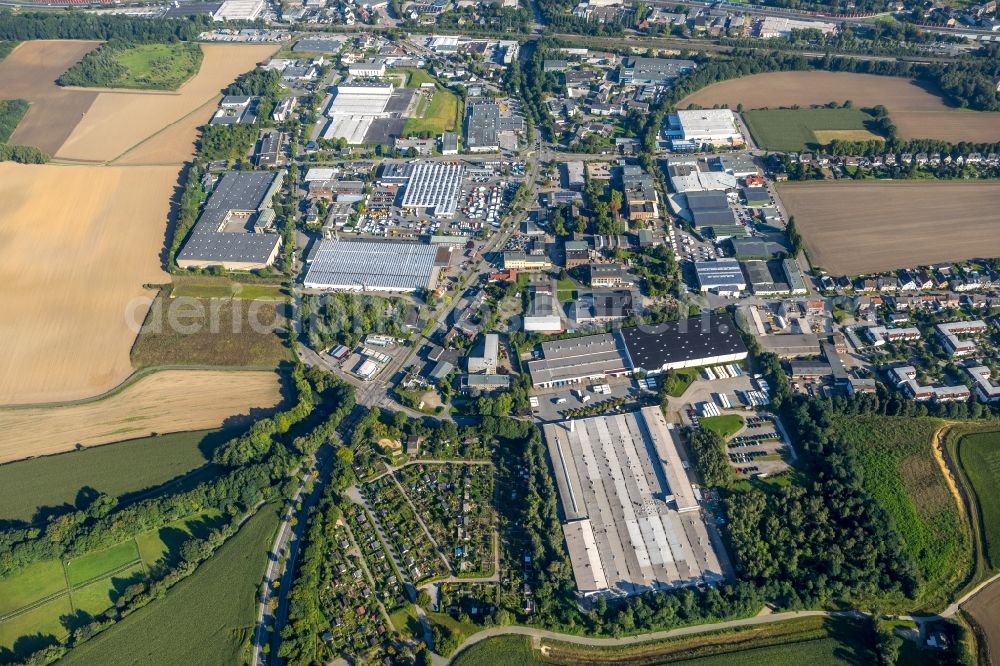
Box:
left=529, top=376, right=640, bottom=423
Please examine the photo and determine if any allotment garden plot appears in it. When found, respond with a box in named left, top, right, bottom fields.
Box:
left=777, top=181, right=1000, bottom=276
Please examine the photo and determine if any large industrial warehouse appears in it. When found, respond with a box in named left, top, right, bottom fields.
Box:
left=176, top=171, right=284, bottom=270
left=544, top=406, right=725, bottom=597
left=620, top=314, right=749, bottom=374
left=303, top=240, right=439, bottom=292
left=527, top=333, right=631, bottom=387
left=400, top=162, right=465, bottom=217
left=320, top=84, right=394, bottom=144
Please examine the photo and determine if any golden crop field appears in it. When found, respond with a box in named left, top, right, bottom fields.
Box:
left=680, top=71, right=1000, bottom=143
left=777, top=181, right=1000, bottom=275
left=0, top=370, right=283, bottom=464
left=57, top=43, right=278, bottom=163
left=0, top=40, right=100, bottom=154
left=0, top=162, right=174, bottom=404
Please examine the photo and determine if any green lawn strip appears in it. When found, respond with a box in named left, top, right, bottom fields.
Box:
left=59, top=505, right=280, bottom=666
left=742, top=108, right=879, bottom=152
left=171, top=281, right=288, bottom=301
left=0, top=429, right=222, bottom=523
left=65, top=540, right=141, bottom=588
left=0, top=595, right=73, bottom=655
left=69, top=563, right=145, bottom=617
left=453, top=634, right=542, bottom=666
left=0, top=559, right=67, bottom=616
left=956, top=428, right=1000, bottom=570
left=390, top=67, right=435, bottom=88
left=388, top=604, right=424, bottom=641
left=700, top=414, right=744, bottom=439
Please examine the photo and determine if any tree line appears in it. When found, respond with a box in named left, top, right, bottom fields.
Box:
left=3, top=364, right=355, bottom=665
left=0, top=10, right=210, bottom=42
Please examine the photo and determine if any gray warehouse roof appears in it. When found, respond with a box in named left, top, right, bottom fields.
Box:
left=619, top=313, right=748, bottom=372
left=304, top=239, right=438, bottom=292
left=177, top=171, right=284, bottom=266
left=528, top=333, right=629, bottom=386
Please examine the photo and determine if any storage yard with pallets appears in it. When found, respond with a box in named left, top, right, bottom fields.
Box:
left=777, top=181, right=1000, bottom=275
left=680, top=71, right=1000, bottom=144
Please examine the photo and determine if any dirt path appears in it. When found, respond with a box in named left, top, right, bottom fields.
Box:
left=932, top=424, right=966, bottom=521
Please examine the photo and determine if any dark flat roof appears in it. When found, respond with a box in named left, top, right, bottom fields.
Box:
left=620, top=313, right=748, bottom=371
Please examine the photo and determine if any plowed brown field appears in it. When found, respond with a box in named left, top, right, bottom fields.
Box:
left=0, top=370, right=283, bottom=463
left=0, top=163, right=174, bottom=405
left=0, top=40, right=99, bottom=154
left=57, top=43, right=278, bottom=163
left=777, top=181, right=1000, bottom=275
left=680, top=71, right=1000, bottom=143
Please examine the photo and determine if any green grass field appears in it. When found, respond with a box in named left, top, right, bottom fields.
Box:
left=956, top=429, right=1000, bottom=570
left=700, top=414, right=744, bottom=439
left=170, top=280, right=288, bottom=301
left=0, top=429, right=226, bottom=523
left=59, top=42, right=203, bottom=91
left=742, top=108, right=883, bottom=151
left=834, top=416, right=969, bottom=606
left=0, top=98, right=29, bottom=144
left=130, top=291, right=289, bottom=369
left=662, top=368, right=699, bottom=397
left=0, top=560, right=66, bottom=616
left=0, top=596, right=72, bottom=657
left=65, top=541, right=141, bottom=587
left=135, top=509, right=226, bottom=570
left=59, top=505, right=280, bottom=666
left=455, top=617, right=874, bottom=665
left=70, top=564, right=145, bottom=617
left=404, top=87, right=460, bottom=136
left=389, top=67, right=436, bottom=88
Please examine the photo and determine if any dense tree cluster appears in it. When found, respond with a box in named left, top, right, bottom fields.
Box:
left=300, top=292, right=407, bottom=350
left=0, top=10, right=209, bottom=42
left=685, top=430, right=733, bottom=487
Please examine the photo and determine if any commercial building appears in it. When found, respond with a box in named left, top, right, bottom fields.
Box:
left=213, top=0, right=265, bottom=20
left=465, top=99, right=524, bottom=152
left=468, top=334, right=499, bottom=374
left=292, top=37, right=344, bottom=53
left=253, top=130, right=282, bottom=167
left=524, top=286, right=564, bottom=334
left=544, top=407, right=724, bottom=597
left=621, top=165, right=659, bottom=222
left=564, top=240, right=590, bottom=269
left=209, top=95, right=259, bottom=126
left=590, top=263, right=632, bottom=288
left=756, top=16, right=836, bottom=38
left=400, top=162, right=465, bottom=217
left=272, top=96, right=297, bottom=123
left=670, top=109, right=743, bottom=147
left=564, top=161, right=585, bottom=191
left=321, top=83, right=394, bottom=144
left=440, top=131, right=459, bottom=155
left=782, top=259, right=808, bottom=295
left=936, top=320, right=988, bottom=357
left=528, top=333, right=630, bottom=387
left=695, top=259, right=746, bottom=295
left=618, top=57, right=696, bottom=85
left=176, top=171, right=284, bottom=270
left=685, top=191, right=733, bottom=229
left=348, top=58, right=387, bottom=77
left=303, top=240, right=439, bottom=292
left=619, top=313, right=748, bottom=374
left=573, top=290, right=635, bottom=325
left=503, top=252, right=552, bottom=271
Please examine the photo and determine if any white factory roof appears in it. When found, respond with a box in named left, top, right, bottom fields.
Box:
left=304, top=239, right=438, bottom=292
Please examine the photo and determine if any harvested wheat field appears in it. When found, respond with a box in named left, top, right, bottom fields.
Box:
left=0, top=370, right=284, bottom=464
left=963, top=579, right=1000, bottom=665
left=56, top=43, right=278, bottom=163
left=0, top=40, right=100, bottom=154
left=0, top=162, right=176, bottom=405
left=112, top=95, right=220, bottom=166
left=778, top=181, right=1000, bottom=275
left=680, top=71, right=1000, bottom=143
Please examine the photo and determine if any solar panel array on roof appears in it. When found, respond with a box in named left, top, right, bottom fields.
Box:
left=303, top=240, right=438, bottom=292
